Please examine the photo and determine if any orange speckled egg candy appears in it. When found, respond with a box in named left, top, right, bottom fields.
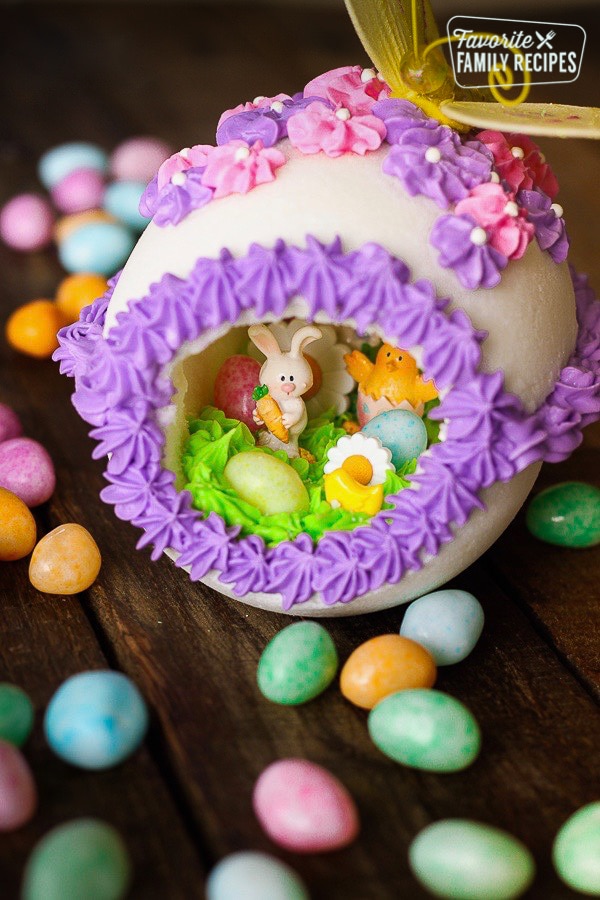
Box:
left=29, top=523, right=101, bottom=594
left=55, top=273, right=109, bottom=323
left=5, top=300, right=67, bottom=359
left=53, top=208, right=116, bottom=244
left=340, top=634, right=436, bottom=710
left=0, top=487, right=37, bottom=561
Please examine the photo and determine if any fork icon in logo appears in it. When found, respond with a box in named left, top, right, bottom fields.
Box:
left=536, top=29, right=556, bottom=49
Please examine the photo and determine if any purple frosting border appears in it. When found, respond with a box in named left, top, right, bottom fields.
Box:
left=54, top=239, right=600, bottom=609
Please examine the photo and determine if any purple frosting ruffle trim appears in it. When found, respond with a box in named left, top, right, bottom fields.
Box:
left=54, top=239, right=600, bottom=609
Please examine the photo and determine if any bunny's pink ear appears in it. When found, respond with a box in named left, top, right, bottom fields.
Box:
left=290, top=325, right=322, bottom=358
left=248, top=324, right=282, bottom=357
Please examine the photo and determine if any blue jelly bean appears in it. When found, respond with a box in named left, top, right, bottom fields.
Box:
left=207, top=852, right=309, bottom=900
left=38, top=143, right=108, bottom=190
left=44, top=670, right=148, bottom=769
left=400, top=589, right=485, bottom=665
left=362, top=409, right=428, bottom=469
left=58, top=222, right=135, bottom=276
left=103, top=181, right=149, bottom=232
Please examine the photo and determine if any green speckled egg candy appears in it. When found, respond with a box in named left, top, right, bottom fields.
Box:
left=526, top=482, right=600, bottom=547
left=258, top=622, right=338, bottom=705
left=0, top=683, right=34, bottom=747
left=553, top=802, right=600, bottom=895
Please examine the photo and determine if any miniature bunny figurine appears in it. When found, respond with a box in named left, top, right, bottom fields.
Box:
left=248, top=323, right=322, bottom=457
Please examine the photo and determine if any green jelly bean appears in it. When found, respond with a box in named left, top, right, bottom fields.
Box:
left=553, top=802, right=600, bottom=895
left=368, top=689, right=480, bottom=772
left=257, top=621, right=338, bottom=705
left=22, top=819, right=132, bottom=900
left=409, top=819, right=535, bottom=900
left=526, top=481, right=600, bottom=548
left=0, top=683, right=34, bottom=747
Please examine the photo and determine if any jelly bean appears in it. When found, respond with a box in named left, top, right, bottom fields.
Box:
left=22, top=818, right=131, bottom=900
left=0, top=437, right=56, bottom=507
left=103, top=180, right=149, bottom=232
left=207, top=852, right=309, bottom=900
left=54, top=209, right=117, bottom=244
left=29, top=523, right=101, bottom=594
left=0, top=402, right=23, bottom=443
left=526, top=481, right=600, bottom=548
left=44, top=670, right=148, bottom=769
left=51, top=167, right=105, bottom=215
left=38, top=142, right=108, bottom=190
left=0, top=683, right=34, bottom=747
left=553, top=802, right=600, bottom=895
left=368, top=689, right=481, bottom=772
left=5, top=299, right=66, bottom=359
left=258, top=621, right=338, bottom=705
left=0, top=739, right=37, bottom=831
left=409, top=819, right=535, bottom=900
left=0, top=487, right=37, bottom=561
left=253, top=758, right=359, bottom=852
left=362, top=409, right=428, bottom=469
left=0, top=194, right=54, bottom=251
left=400, top=590, right=485, bottom=666
left=224, top=451, right=309, bottom=515
left=340, top=634, right=436, bottom=709
left=110, top=137, right=173, bottom=183
left=58, top=221, right=135, bottom=276
left=55, top=273, right=109, bottom=323
left=214, top=355, right=263, bottom=431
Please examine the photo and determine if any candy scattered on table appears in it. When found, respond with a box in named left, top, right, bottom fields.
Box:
left=44, top=670, right=148, bottom=769
left=214, top=355, right=261, bottom=431
left=224, top=451, right=309, bottom=515
left=0, top=683, right=34, bottom=747
left=0, top=194, right=55, bottom=251
left=109, top=136, right=173, bottom=183
left=0, top=437, right=56, bottom=507
left=0, top=487, right=37, bottom=561
left=409, top=819, right=535, bottom=900
left=5, top=299, right=66, bottom=359
left=21, top=818, right=132, bottom=900
left=29, top=523, right=101, bottom=594
left=51, top=167, right=105, bottom=215
left=0, top=402, right=23, bottom=443
left=258, top=621, right=338, bottom=705
left=253, top=758, right=359, bottom=852
left=526, top=481, right=600, bottom=548
left=362, top=408, right=428, bottom=469
left=58, top=221, right=136, bottom=276
left=207, top=851, right=309, bottom=900
left=340, top=634, right=436, bottom=710
left=553, top=802, right=600, bottom=895
left=368, top=689, right=481, bottom=772
left=103, top=180, right=149, bottom=232
left=400, top=589, right=485, bottom=666
left=38, top=142, right=109, bottom=190
left=55, top=273, right=109, bottom=323
left=0, top=739, right=37, bottom=832
left=54, top=208, right=117, bottom=244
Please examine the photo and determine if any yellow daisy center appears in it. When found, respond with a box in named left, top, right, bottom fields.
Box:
left=341, top=454, right=373, bottom=485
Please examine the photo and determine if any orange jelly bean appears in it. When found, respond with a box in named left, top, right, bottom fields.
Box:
left=0, top=487, right=37, bottom=561
left=5, top=300, right=66, bottom=359
left=29, top=523, right=101, bottom=595
left=340, top=634, right=437, bottom=710
left=55, top=273, right=109, bottom=323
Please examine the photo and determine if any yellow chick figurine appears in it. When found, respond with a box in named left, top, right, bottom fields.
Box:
left=344, top=343, right=438, bottom=426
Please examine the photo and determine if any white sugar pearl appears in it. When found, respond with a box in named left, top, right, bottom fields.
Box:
left=511, top=146, right=525, bottom=159
left=361, top=68, right=377, bottom=82
left=234, top=147, right=251, bottom=162
left=470, top=226, right=488, bottom=246
left=270, top=101, right=284, bottom=114
left=551, top=203, right=564, bottom=218
left=253, top=96, right=266, bottom=105
left=490, top=172, right=500, bottom=183
left=336, top=108, right=351, bottom=121
left=171, top=172, right=186, bottom=186
left=179, top=147, right=191, bottom=160
left=504, top=201, right=519, bottom=217
left=425, top=147, right=442, bottom=164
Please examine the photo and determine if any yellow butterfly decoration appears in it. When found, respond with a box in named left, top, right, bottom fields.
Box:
left=344, top=0, right=600, bottom=138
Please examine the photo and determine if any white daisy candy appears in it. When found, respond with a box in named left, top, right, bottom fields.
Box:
left=324, top=432, right=394, bottom=486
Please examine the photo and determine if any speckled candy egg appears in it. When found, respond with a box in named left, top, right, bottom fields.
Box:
left=0, top=739, right=37, bottom=831
left=0, top=487, right=37, bottom=561
left=29, top=523, right=101, bottom=595
left=258, top=621, right=338, bottom=704
left=207, top=852, right=309, bottom=900
left=340, top=634, right=436, bottom=709
left=400, top=589, right=485, bottom=665
left=553, top=802, right=600, bottom=895
left=213, top=355, right=261, bottom=430
left=110, top=136, right=173, bottom=183
left=0, top=403, right=23, bottom=444
left=0, top=194, right=54, bottom=251
left=526, top=481, right=600, bottom=548
left=362, top=409, right=428, bottom=469
left=224, top=451, right=309, bottom=515
left=51, top=168, right=106, bottom=215
left=103, top=180, right=149, bottom=232
left=59, top=221, right=135, bottom=276
left=0, top=437, right=56, bottom=507
left=38, top=142, right=108, bottom=190
left=0, top=683, right=34, bottom=747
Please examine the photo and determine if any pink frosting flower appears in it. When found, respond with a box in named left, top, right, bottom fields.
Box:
left=201, top=139, right=285, bottom=198
left=455, top=182, right=534, bottom=260
left=157, top=145, right=213, bottom=190
left=287, top=102, right=386, bottom=157
left=218, top=93, right=292, bottom=128
left=304, top=65, right=390, bottom=116
left=477, top=130, right=559, bottom=199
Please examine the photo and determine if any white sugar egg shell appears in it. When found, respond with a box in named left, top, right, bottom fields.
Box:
left=100, top=143, right=577, bottom=616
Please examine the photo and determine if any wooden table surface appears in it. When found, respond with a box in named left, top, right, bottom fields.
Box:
left=1, top=4, right=599, bottom=898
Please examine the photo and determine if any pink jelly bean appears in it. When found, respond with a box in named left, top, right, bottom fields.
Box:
left=214, top=355, right=261, bottom=431
left=0, top=194, right=55, bottom=251
left=0, top=739, right=37, bottom=831
left=0, top=403, right=23, bottom=444
left=0, top=437, right=56, bottom=507
left=253, top=758, right=359, bottom=852
left=51, top=167, right=106, bottom=214
left=110, top=137, right=174, bottom=183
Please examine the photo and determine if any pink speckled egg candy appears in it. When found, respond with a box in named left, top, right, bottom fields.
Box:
left=110, top=137, right=174, bottom=183
left=0, top=437, right=56, bottom=507
left=253, top=759, right=359, bottom=853
left=0, top=739, right=37, bottom=831
left=0, top=403, right=23, bottom=444
left=51, top=168, right=105, bottom=215
left=214, top=355, right=261, bottom=431
left=0, top=194, right=54, bottom=251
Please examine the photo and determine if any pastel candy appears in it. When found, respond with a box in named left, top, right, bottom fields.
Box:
left=258, top=621, right=338, bottom=705
left=59, top=222, right=135, bottom=276
left=553, top=802, right=600, bottom=895
left=224, top=451, right=309, bottom=516
left=44, top=670, right=148, bottom=769
left=340, top=634, right=436, bottom=709
left=0, top=403, right=23, bottom=443
left=103, top=180, right=149, bottom=232
left=54, top=209, right=117, bottom=244
left=207, top=852, right=309, bottom=900
left=400, top=589, right=485, bottom=665
left=409, top=819, right=535, bottom=900
left=368, top=689, right=481, bottom=772
left=29, top=523, right=101, bottom=594
left=0, top=194, right=54, bottom=251
left=51, top=168, right=106, bottom=215
left=0, top=487, right=37, bottom=561
left=22, top=818, right=131, bottom=900
left=0, top=437, right=56, bottom=507
left=0, top=683, right=34, bottom=747
left=526, top=481, right=600, bottom=547
left=0, top=739, right=37, bottom=831
left=213, top=355, right=261, bottom=431
left=362, top=409, right=428, bottom=468
left=253, top=758, right=359, bottom=852
left=38, top=142, right=108, bottom=190
left=110, top=137, right=173, bottom=183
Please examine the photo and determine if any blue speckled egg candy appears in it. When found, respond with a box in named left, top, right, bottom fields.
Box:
left=44, top=670, right=148, bottom=769
left=207, top=852, right=309, bottom=900
left=400, top=589, right=485, bottom=665
left=38, top=142, right=108, bottom=190
left=362, top=409, right=428, bottom=469
left=103, top=181, right=149, bottom=232
left=59, top=222, right=135, bottom=276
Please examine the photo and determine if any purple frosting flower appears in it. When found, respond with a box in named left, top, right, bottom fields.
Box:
left=517, top=188, right=569, bottom=263
left=140, top=168, right=213, bottom=228
left=372, top=98, right=439, bottom=143
left=430, top=213, right=508, bottom=289
left=216, top=95, right=330, bottom=147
